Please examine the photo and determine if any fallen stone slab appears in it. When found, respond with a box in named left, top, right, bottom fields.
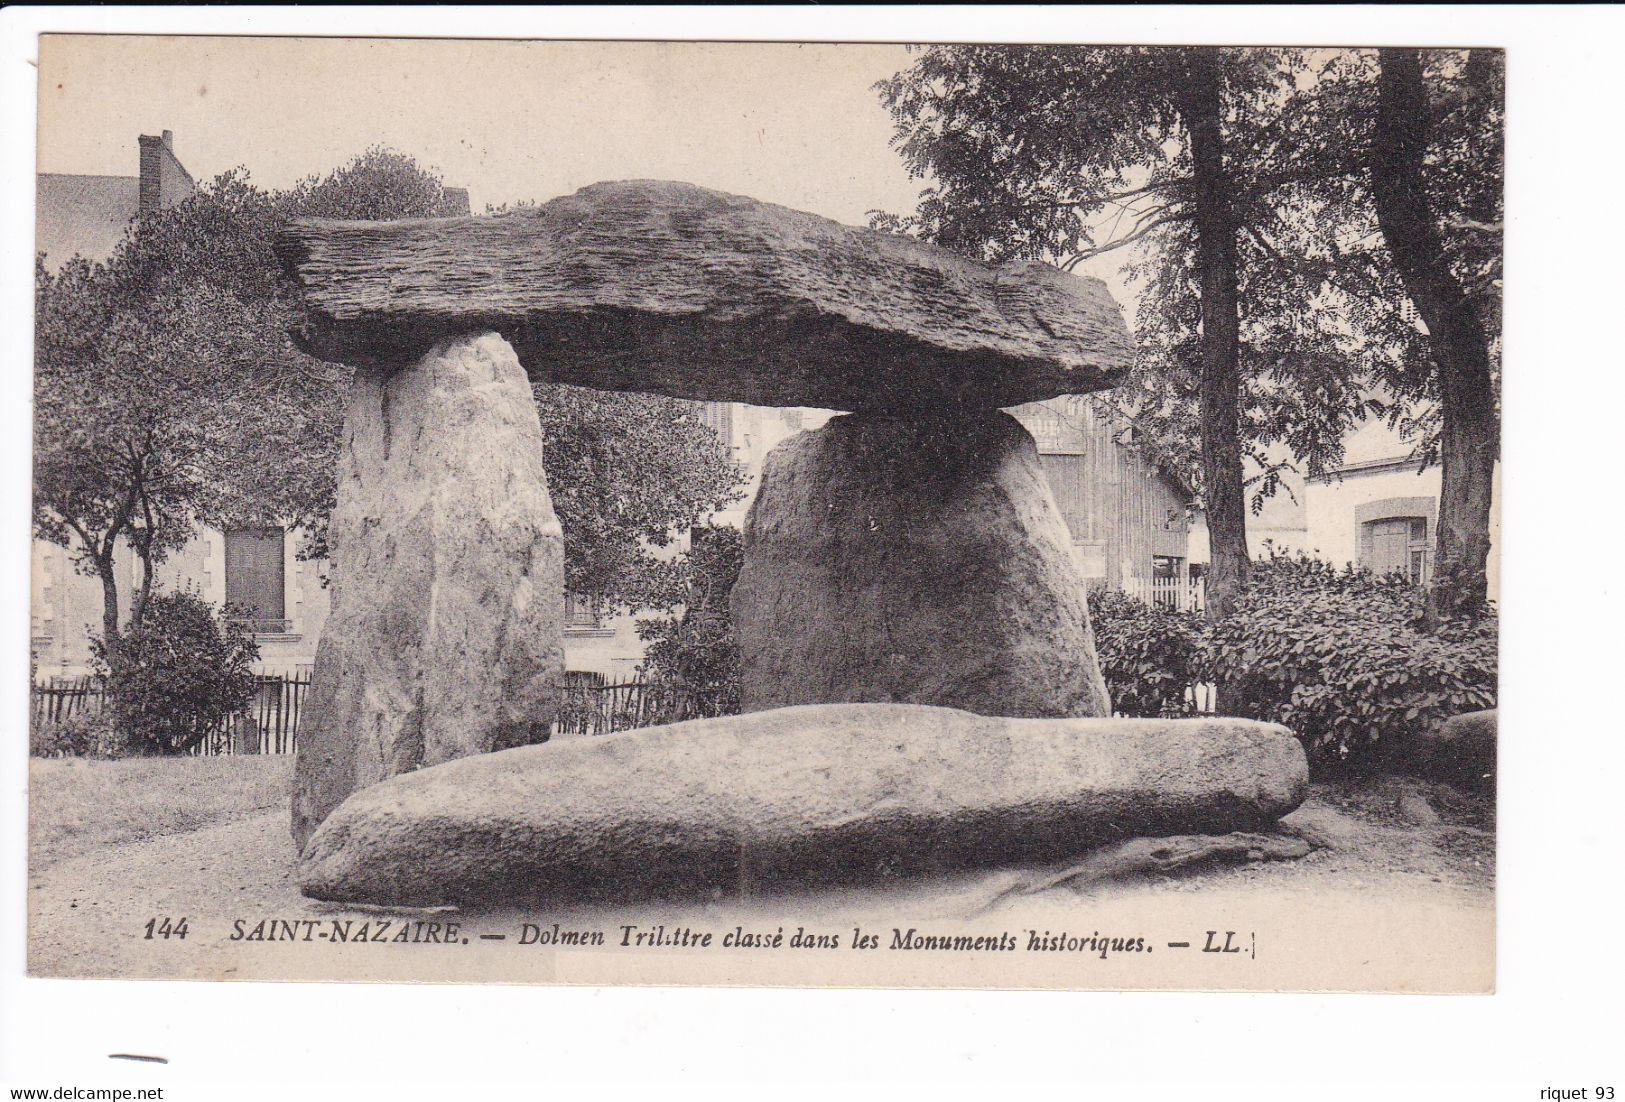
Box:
left=968, top=832, right=1314, bottom=916
left=298, top=703, right=1309, bottom=908
left=275, top=179, right=1132, bottom=411
left=292, top=332, right=565, bottom=850
left=732, top=409, right=1110, bottom=718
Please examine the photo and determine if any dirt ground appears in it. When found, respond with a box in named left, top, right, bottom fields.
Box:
left=26, top=758, right=1494, bottom=992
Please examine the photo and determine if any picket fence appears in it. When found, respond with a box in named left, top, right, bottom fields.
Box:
left=30, top=672, right=709, bottom=755
left=1121, top=575, right=1207, bottom=613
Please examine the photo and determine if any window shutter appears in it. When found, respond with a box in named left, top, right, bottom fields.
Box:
left=225, top=528, right=286, bottom=626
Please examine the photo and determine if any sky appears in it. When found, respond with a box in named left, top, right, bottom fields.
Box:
left=34, top=34, right=1143, bottom=328
left=37, top=36, right=928, bottom=228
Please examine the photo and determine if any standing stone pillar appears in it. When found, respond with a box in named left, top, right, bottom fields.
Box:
left=731, top=409, right=1110, bottom=719
left=291, top=332, right=565, bottom=850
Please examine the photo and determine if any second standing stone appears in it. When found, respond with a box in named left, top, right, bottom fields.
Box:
left=731, top=409, right=1111, bottom=719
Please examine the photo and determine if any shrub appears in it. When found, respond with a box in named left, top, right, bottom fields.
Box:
left=1086, top=588, right=1206, bottom=717
left=30, top=710, right=126, bottom=759
left=635, top=525, right=742, bottom=717
left=1202, top=551, right=1497, bottom=764
left=92, top=590, right=260, bottom=755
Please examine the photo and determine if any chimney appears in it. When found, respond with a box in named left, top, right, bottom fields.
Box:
left=137, top=133, right=165, bottom=217
left=137, top=129, right=194, bottom=216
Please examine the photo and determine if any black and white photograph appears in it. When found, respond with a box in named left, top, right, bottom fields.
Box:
left=19, top=31, right=1505, bottom=991
left=4, top=7, right=1623, bottom=1094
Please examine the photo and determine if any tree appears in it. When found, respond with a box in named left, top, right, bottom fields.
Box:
left=35, top=146, right=747, bottom=645
left=1174, top=48, right=1250, bottom=619
left=873, top=46, right=1376, bottom=619
left=1179, top=48, right=1501, bottom=614
left=33, top=253, right=288, bottom=639
left=874, top=46, right=1503, bottom=618
left=532, top=383, right=744, bottom=611
left=32, top=150, right=453, bottom=642
left=635, top=524, right=744, bottom=715
left=1369, top=49, right=1501, bottom=615
left=91, top=590, right=260, bottom=756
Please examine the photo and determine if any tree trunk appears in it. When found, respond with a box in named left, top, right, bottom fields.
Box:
left=1371, top=48, right=1499, bottom=617
left=131, top=540, right=154, bottom=630
left=1177, top=49, right=1251, bottom=621
left=95, top=551, right=120, bottom=643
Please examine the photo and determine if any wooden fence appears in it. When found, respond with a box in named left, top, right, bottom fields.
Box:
left=1121, top=575, right=1207, bottom=613
left=31, top=672, right=314, bottom=756
left=35, top=667, right=1197, bottom=750
left=30, top=674, right=103, bottom=726
left=30, top=672, right=710, bottom=755
left=553, top=675, right=712, bottom=738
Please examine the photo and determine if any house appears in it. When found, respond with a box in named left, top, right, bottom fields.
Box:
left=1007, top=401, right=1197, bottom=598
left=30, top=131, right=471, bottom=678
left=1303, top=418, right=1501, bottom=599
left=36, top=130, right=195, bottom=273
left=1185, top=415, right=1501, bottom=601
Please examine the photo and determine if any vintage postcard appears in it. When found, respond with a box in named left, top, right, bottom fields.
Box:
left=26, top=33, right=1499, bottom=992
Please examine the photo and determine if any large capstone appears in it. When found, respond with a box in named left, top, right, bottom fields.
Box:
left=731, top=410, right=1110, bottom=717
left=275, top=180, right=1132, bottom=411
left=298, top=704, right=1310, bottom=907
left=291, top=332, right=565, bottom=851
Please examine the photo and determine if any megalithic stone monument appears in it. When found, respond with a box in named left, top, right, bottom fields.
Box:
left=288, top=333, right=565, bottom=849
left=731, top=409, right=1111, bottom=717
left=278, top=180, right=1132, bottom=408
left=299, top=705, right=1309, bottom=909
left=276, top=179, right=1134, bottom=849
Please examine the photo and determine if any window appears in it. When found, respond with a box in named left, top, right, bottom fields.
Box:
left=224, top=527, right=287, bottom=633
left=1152, top=555, right=1184, bottom=580
left=564, top=592, right=603, bottom=630
left=699, top=402, right=734, bottom=449
left=1361, top=516, right=1431, bottom=583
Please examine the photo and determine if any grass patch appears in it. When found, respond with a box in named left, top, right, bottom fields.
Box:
left=28, top=755, right=293, bottom=872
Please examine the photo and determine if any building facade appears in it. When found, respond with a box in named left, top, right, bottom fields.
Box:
left=1006, top=401, right=1195, bottom=591
left=1185, top=416, right=1501, bottom=601
left=1302, top=418, right=1501, bottom=599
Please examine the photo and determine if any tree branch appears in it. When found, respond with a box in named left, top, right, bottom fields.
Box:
left=1061, top=212, right=1187, bottom=268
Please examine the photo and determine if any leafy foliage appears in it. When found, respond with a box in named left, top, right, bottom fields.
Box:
left=872, top=48, right=1375, bottom=495
left=31, top=151, right=446, bottom=639
left=1088, top=549, right=1496, bottom=766
left=1086, top=588, right=1206, bottom=718
left=873, top=46, right=1504, bottom=618
left=872, top=46, right=1500, bottom=490
left=91, top=591, right=260, bottom=756
left=36, top=144, right=746, bottom=640
left=1202, top=550, right=1497, bottom=764
left=535, top=386, right=744, bottom=612
left=635, top=525, right=744, bottom=716
left=30, top=711, right=126, bottom=760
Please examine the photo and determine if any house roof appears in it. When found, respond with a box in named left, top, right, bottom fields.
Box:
left=36, top=173, right=139, bottom=271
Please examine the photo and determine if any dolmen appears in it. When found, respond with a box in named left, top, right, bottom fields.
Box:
left=300, top=704, right=1308, bottom=907
left=276, top=180, right=1309, bottom=905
